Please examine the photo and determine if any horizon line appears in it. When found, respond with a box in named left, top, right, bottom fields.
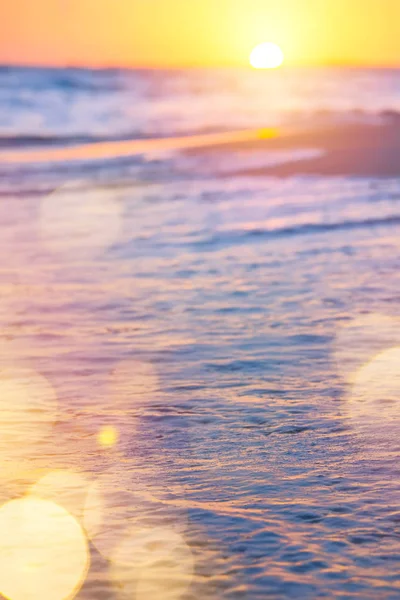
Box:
left=2, top=61, right=400, bottom=71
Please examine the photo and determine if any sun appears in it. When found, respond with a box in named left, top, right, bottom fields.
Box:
left=250, top=42, right=284, bottom=69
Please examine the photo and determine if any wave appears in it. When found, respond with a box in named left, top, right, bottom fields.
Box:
left=0, top=132, right=151, bottom=149
left=0, top=126, right=241, bottom=150
left=0, top=129, right=278, bottom=165
left=0, top=64, right=126, bottom=92
left=0, top=109, right=398, bottom=154
left=193, top=214, right=400, bottom=249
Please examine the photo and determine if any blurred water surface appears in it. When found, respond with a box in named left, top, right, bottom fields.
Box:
left=0, top=67, right=400, bottom=599
left=2, top=65, right=400, bottom=142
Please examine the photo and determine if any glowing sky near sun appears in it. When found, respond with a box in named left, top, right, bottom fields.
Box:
left=0, top=0, right=399, bottom=67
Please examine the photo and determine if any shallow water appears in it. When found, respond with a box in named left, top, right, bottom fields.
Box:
left=0, top=161, right=399, bottom=598
left=1, top=67, right=400, bottom=599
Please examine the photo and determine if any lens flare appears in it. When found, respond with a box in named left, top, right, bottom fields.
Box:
left=110, top=527, right=193, bottom=600
left=39, top=182, right=123, bottom=260
left=250, top=43, right=284, bottom=69
left=0, top=367, right=57, bottom=461
left=0, top=497, right=89, bottom=600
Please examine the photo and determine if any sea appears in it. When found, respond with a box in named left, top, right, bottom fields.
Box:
left=0, top=65, right=400, bottom=599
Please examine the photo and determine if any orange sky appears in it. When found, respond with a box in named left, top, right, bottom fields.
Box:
left=1, top=0, right=399, bottom=67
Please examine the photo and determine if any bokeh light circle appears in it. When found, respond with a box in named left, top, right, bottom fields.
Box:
left=0, top=367, right=58, bottom=461
left=0, top=497, right=89, bottom=600
left=97, top=425, right=119, bottom=448
left=333, top=314, right=400, bottom=383
left=110, top=527, right=194, bottom=600
left=39, top=181, right=123, bottom=260
left=29, top=470, right=100, bottom=538
left=346, top=346, right=400, bottom=435
left=250, top=42, right=284, bottom=69
left=83, top=469, right=188, bottom=561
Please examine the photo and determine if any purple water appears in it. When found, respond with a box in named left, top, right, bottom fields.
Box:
left=0, top=66, right=400, bottom=599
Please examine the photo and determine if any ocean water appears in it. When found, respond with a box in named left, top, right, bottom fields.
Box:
left=2, top=65, right=400, bottom=144
left=0, top=66, right=400, bottom=599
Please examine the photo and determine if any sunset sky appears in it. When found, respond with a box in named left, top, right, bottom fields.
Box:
left=1, top=0, right=399, bottom=68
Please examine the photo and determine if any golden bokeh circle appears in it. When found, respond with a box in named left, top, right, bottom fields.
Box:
left=110, top=526, right=194, bottom=600
left=97, top=425, right=119, bottom=448
left=29, top=470, right=100, bottom=538
left=346, top=346, right=400, bottom=434
left=334, top=314, right=400, bottom=384
left=0, top=497, right=89, bottom=600
left=83, top=470, right=188, bottom=561
left=0, top=367, right=58, bottom=462
left=39, top=182, right=123, bottom=260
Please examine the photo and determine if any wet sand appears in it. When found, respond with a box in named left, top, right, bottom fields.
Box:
left=2, top=120, right=400, bottom=178
left=187, top=120, right=400, bottom=178
left=0, top=128, right=278, bottom=164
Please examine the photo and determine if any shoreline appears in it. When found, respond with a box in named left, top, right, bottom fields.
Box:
left=1, top=121, right=400, bottom=178
left=185, top=121, right=400, bottom=178
left=0, top=128, right=279, bottom=165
